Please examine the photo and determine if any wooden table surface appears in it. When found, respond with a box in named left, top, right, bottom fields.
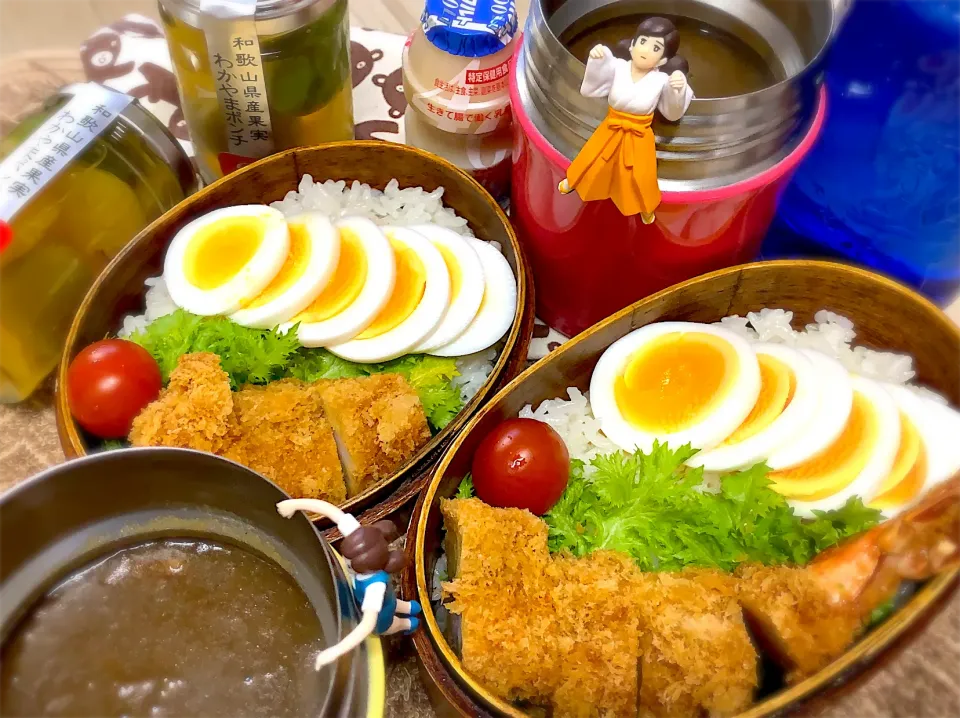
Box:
left=0, top=0, right=958, bottom=716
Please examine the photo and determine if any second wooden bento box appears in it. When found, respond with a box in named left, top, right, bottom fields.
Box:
left=402, top=260, right=960, bottom=718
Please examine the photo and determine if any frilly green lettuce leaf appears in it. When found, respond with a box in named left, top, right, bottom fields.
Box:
left=544, top=442, right=881, bottom=571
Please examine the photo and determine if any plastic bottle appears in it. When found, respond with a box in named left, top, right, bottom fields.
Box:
left=401, top=0, right=518, bottom=202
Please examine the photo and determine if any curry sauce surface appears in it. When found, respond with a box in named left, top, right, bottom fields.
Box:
left=1, top=539, right=326, bottom=717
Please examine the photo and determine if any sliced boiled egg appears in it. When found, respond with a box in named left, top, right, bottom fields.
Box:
left=410, top=225, right=484, bottom=353
left=590, top=322, right=761, bottom=454
left=764, top=349, right=853, bottom=470
left=690, top=344, right=819, bottom=472
left=164, top=205, right=289, bottom=316
left=292, top=217, right=395, bottom=347
left=869, top=384, right=960, bottom=515
left=229, top=213, right=340, bottom=328
left=327, top=226, right=450, bottom=363
left=774, top=376, right=900, bottom=517
left=429, top=238, right=517, bottom=357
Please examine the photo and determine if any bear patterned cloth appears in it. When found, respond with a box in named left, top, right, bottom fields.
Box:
left=79, top=14, right=567, bottom=362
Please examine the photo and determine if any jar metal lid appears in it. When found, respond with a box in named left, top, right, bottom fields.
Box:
left=160, top=0, right=339, bottom=35
left=421, top=0, right=518, bottom=58
left=55, top=84, right=198, bottom=200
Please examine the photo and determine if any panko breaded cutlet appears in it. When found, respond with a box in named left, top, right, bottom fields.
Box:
left=634, top=570, right=758, bottom=718
left=441, top=496, right=550, bottom=584
left=441, top=499, right=761, bottom=718
left=440, top=499, right=559, bottom=705
left=315, top=374, right=431, bottom=497
left=735, top=564, right=862, bottom=683
left=223, top=379, right=346, bottom=504
left=129, top=354, right=433, bottom=503
left=129, top=352, right=236, bottom=453
left=546, top=551, right=645, bottom=718
left=442, top=500, right=644, bottom=718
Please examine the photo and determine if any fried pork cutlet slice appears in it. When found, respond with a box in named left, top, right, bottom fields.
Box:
left=314, top=374, right=431, bottom=497
left=223, top=379, right=346, bottom=503
left=442, top=502, right=642, bottom=717
left=547, top=551, right=644, bottom=718
left=129, top=352, right=236, bottom=453
left=440, top=497, right=550, bottom=584
left=634, top=569, right=758, bottom=718
left=440, top=499, right=558, bottom=705
left=735, top=564, right=862, bottom=683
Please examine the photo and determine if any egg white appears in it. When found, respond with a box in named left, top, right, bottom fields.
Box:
left=589, top=322, right=761, bottom=455
left=229, top=213, right=340, bottom=329
left=429, top=238, right=517, bottom=357
left=327, top=226, right=450, bottom=363
left=876, top=384, right=960, bottom=516
left=786, top=376, right=901, bottom=518
left=164, top=205, right=289, bottom=316
left=765, top=349, right=853, bottom=470
left=691, top=343, right=820, bottom=472
left=293, top=217, right=396, bottom=347
left=410, top=224, right=484, bottom=353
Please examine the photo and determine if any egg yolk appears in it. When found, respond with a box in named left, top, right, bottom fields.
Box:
left=293, top=228, right=367, bottom=323
left=355, top=239, right=426, bottom=339
left=437, top=244, right=463, bottom=301
left=870, top=413, right=927, bottom=510
left=613, top=332, right=739, bottom=433
left=184, top=215, right=265, bottom=290
left=770, top=391, right=878, bottom=500
left=721, top=354, right=794, bottom=445
left=242, top=221, right=312, bottom=309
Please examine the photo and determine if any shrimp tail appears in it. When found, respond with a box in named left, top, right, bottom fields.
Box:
left=809, top=474, right=960, bottom=618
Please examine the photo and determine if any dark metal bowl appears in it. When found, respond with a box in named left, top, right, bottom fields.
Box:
left=0, top=448, right=384, bottom=718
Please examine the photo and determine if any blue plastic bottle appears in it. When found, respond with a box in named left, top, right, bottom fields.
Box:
left=764, top=0, right=960, bottom=304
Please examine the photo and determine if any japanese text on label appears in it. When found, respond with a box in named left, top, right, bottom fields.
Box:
left=0, top=83, right=133, bottom=221
left=201, top=0, right=273, bottom=160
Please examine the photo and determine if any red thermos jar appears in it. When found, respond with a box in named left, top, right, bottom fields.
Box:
left=509, top=0, right=838, bottom=338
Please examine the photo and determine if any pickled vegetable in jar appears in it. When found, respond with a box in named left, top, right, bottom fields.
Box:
left=160, top=0, right=354, bottom=183
left=0, top=84, right=196, bottom=403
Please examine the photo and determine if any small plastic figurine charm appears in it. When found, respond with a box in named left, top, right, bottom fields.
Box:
left=277, top=499, right=422, bottom=669
left=558, top=17, right=694, bottom=224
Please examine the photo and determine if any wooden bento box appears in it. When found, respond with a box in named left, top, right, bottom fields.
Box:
left=402, top=260, right=960, bottom=717
left=55, top=142, right=535, bottom=538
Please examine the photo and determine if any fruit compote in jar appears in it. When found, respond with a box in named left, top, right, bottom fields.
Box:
left=159, top=0, right=354, bottom=183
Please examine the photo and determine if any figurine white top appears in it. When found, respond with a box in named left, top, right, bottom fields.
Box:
left=580, top=47, right=694, bottom=121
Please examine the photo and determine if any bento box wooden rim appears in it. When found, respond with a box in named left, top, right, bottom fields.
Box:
left=411, top=258, right=960, bottom=718
left=53, top=140, right=533, bottom=533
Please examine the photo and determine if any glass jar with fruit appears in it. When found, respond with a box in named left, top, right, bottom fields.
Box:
left=0, top=83, right=196, bottom=402
left=159, top=0, right=354, bottom=183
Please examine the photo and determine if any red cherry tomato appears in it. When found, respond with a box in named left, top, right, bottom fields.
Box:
left=66, top=339, right=162, bottom=439
left=471, top=418, right=570, bottom=515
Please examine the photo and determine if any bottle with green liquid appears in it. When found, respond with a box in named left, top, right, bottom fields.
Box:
left=159, top=0, right=354, bottom=183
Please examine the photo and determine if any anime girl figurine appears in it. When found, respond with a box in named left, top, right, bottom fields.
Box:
left=277, top=499, right=421, bottom=669
left=558, top=17, right=694, bottom=224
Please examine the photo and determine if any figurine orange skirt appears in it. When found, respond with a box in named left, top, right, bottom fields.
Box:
left=563, top=108, right=659, bottom=218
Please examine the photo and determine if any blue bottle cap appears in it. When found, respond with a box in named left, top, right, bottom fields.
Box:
left=421, top=0, right=518, bottom=58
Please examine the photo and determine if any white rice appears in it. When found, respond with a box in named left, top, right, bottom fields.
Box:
left=519, top=387, right=618, bottom=465
left=118, top=276, right=177, bottom=337
left=117, top=177, right=498, bottom=403
left=714, top=308, right=918, bottom=385
left=451, top=347, right=498, bottom=404
left=522, top=309, right=947, bottom=464
left=270, top=176, right=475, bottom=237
